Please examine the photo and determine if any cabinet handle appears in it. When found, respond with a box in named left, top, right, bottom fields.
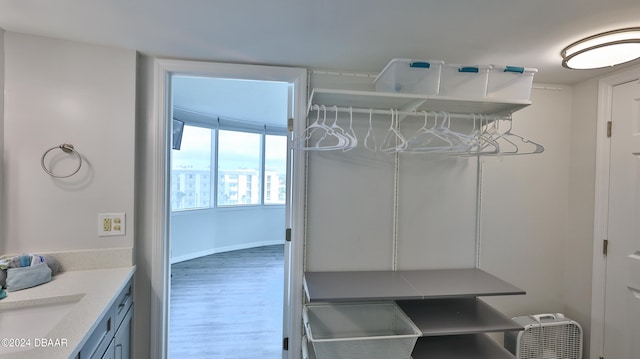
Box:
left=118, top=293, right=130, bottom=313
left=116, top=344, right=122, bottom=359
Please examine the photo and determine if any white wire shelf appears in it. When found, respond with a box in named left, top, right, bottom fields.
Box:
left=308, top=88, right=532, bottom=116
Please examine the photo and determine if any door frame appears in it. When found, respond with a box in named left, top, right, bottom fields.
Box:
left=150, top=59, right=307, bottom=358
left=591, top=65, right=640, bottom=359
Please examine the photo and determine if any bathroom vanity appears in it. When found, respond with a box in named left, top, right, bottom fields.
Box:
left=0, top=258, right=135, bottom=359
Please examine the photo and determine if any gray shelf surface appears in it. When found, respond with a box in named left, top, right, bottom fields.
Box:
left=304, top=268, right=525, bottom=302
left=397, top=298, right=523, bottom=336
left=412, top=334, right=516, bottom=359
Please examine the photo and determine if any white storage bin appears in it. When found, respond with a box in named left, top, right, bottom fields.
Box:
left=439, top=64, right=490, bottom=98
left=375, top=58, right=444, bottom=95
left=302, top=336, right=316, bottom=359
left=486, top=65, right=537, bottom=101
left=303, top=301, right=421, bottom=359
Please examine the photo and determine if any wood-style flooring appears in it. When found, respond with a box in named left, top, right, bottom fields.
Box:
left=169, top=245, right=285, bottom=359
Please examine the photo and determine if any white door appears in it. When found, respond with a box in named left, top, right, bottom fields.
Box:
left=603, top=79, right=640, bottom=359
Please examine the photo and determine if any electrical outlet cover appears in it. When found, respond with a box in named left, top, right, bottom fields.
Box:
left=98, top=213, right=126, bottom=236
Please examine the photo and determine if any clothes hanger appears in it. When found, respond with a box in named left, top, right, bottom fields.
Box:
left=314, top=105, right=348, bottom=151
left=483, top=118, right=544, bottom=156
left=294, top=104, right=327, bottom=150
left=404, top=111, right=455, bottom=153
left=459, top=114, right=500, bottom=156
left=342, top=106, right=358, bottom=152
left=484, top=118, right=519, bottom=155
left=363, top=108, right=377, bottom=152
left=433, top=112, right=474, bottom=154
left=380, top=109, right=408, bottom=153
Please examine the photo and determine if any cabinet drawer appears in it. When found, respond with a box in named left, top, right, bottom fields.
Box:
left=114, top=306, right=133, bottom=359
left=100, top=340, right=115, bottom=359
left=113, top=278, right=133, bottom=330
left=85, top=310, right=114, bottom=359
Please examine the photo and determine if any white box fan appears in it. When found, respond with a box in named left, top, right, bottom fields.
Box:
left=504, top=313, right=582, bottom=359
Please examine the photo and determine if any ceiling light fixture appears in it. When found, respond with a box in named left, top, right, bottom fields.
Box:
left=561, top=27, right=640, bottom=69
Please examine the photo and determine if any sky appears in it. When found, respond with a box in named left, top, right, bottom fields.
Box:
left=171, top=125, right=287, bottom=172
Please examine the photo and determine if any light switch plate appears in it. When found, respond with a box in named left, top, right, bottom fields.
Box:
left=98, top=213, right=126, bottom=236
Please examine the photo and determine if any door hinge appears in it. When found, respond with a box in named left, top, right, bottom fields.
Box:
left=287, top=118, right=294, bottom=132
left=283, top=337, right=289, bottom=350
left=607, top=121, right=612, bottom=138
left=603, top=239, right=609, bottom=256
left=285, top=228, right=291, bottom=242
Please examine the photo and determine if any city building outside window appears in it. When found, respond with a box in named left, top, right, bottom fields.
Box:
left=171, top=122, right=287, bottom=210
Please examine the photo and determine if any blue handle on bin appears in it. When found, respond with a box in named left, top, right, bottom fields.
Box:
left=504, top=66, right=525, bottom=73
left=410, top=61, right=431, bottom=69
left=458, top=67, right=479, bottom=73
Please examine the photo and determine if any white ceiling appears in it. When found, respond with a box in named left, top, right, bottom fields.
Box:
left=1, top=0, right=639, bottom=84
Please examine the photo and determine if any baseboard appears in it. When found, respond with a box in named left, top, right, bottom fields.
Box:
left=170, top=240, right=283, bottom=264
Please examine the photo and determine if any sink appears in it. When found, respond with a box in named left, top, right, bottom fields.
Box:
left=0, top=294, right=84, bottom=353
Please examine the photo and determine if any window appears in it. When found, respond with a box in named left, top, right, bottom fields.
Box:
left=170, top=120, right=287, bottom=210
left=217, top=130, right=262, bottom=206
left=171, top=125, right=212, bottom=210
left=264, top=134, right=287, bottom=205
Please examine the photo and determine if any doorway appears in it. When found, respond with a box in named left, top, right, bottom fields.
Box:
left=591, top=68, right=640, bottom=359
left=149, top=60, right=307, bottom=359
left=168, top=76, right=290, bottom=358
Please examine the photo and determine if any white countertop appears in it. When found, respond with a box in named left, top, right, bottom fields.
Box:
left=0, top=265, right=135, bottom=359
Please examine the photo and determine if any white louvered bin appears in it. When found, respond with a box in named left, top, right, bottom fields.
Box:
left=504, top=313, right=582, bottom=359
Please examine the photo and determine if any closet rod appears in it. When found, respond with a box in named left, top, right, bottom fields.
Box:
left=308, top=105, right=512, bottom=121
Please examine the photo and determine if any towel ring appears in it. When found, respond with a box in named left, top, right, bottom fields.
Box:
left=41, top=144, right=83, bottom=178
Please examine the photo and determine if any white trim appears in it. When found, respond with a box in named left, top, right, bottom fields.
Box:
left=590, top=65, right=640, bottom=359
left=169, top=240, right=285, bottom=264
left=150, top=59, right=171, bottom=359
left=151, top=58, right=307, bottom=359
left=286, top=67, right=308, bottom=359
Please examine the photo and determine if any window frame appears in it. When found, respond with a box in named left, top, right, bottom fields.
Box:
left=170, top=108, right=287, bottom=211
left=263, top=133, right=289, bottom=205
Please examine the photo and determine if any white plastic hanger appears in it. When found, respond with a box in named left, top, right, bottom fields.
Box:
left=380, top=109, right=408, bottom=153
left=363, top=108, right=377, bottom=152
left=433, top=112, right=474, bottom=154
left=294, top=104, right=327, bottom=150
left=404, top=111, right=455, bottom=153
left=484, top=118, right=544, bottom=156
left=342, top=107, right=358, bottom=152
left=314, top=105, right=348, bottom=150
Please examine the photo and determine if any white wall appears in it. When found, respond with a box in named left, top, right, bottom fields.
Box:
left=170, top=207, right=285, bottom=262
left=0, top=29, right=5, bottom=248
left=480, top=85, right=573, bottom=320
left=134, top=53, right=154, bottom=359
left=566, top=77, right=598, bottom=356
left=1, top=32, right=136, bottom=253
left=305, top=130, right=478, bottom=271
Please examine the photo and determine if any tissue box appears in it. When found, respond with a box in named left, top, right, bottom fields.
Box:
left=6, top=263, right=52, bottom=291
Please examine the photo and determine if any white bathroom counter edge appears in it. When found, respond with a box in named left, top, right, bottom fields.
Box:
left=0, top=265, right=136, bottom=359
